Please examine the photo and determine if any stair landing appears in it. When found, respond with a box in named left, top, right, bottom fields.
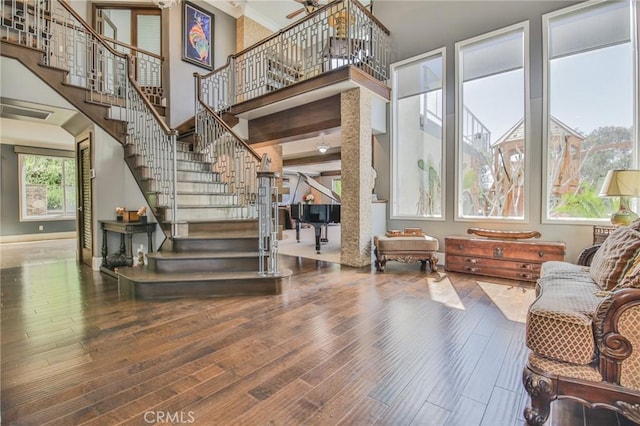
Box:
left=115, top=220, right=291, bottom=299
left=116, top=268, right=292, bottom=299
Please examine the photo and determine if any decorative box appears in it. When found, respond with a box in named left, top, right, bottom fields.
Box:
left=122, top=211, right=140, bottom=222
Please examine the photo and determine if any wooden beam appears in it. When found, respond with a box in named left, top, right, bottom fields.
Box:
left=320, top=170, right=341, bottom=177
left=249, top=96, right=341, bottom=145
left=283, top=152, right=341, bottom=166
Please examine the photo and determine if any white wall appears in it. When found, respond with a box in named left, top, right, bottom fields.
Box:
left=165, top=2, right=237, bottom=126
left=92, top=126, right=164, bottom=265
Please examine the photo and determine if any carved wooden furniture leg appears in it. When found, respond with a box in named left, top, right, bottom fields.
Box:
left=374, top=248, right=386, bottom=272
left=523, top=365, right=557, bottom=426
left=428, top=253, right=439, bottom=272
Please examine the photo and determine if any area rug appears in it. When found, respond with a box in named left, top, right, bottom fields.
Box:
left=477, top=280, right=536, bottom=323
left=426, top=276, right=536, bottom=323
left=277, top=225, right=341, bottom=264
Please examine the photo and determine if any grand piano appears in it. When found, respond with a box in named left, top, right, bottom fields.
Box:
left=290, top=172, right=341, bottom=254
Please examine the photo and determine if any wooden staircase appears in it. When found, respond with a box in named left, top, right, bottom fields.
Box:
left=1, top=2, right=291, bottom=299
left=117, top=219, right=290, bottom=299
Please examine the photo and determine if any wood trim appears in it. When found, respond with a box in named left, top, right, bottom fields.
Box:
left=230, top=65, right=389, bottom=118
left=249, top=96, right=341, bottom=145
left=283, top=152, right=341, bottom=166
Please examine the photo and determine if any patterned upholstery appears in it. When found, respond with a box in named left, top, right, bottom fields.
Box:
left=618, top=306, right=640, bottom=390
left=526, top=272, right=603, bottom=364
left=589, top=226, right=640, bottom=290
left=615, top=252, right=640, bottom=290
left=528, top=352, right=602, bottom=382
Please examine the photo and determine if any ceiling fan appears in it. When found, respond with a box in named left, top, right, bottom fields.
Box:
left=286, top=0, right=328, bottom=20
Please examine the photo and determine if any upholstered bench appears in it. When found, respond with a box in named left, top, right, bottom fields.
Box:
left=373, top=234, right=439, bottom=272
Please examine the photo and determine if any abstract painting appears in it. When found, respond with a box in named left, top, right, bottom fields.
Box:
left=182, top=1, right=213, bottom=70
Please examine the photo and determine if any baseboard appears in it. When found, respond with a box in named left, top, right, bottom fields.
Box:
left=92, top=256, right=103, bottom=271
left=0, top=231, right=76, bottom=244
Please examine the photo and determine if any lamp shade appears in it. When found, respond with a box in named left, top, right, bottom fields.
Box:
left=599, top=169, right=640, bottom=197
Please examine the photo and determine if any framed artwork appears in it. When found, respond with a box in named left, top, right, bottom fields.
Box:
left=182, top=1, right=213, bottom=70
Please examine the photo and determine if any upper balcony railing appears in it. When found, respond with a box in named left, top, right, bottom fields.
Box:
left=196, top=0, right=390, bottom=112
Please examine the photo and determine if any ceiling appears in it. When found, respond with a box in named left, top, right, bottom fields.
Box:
left=224, top=0, right=373, bottom=32
left=280, top=132, right=342, bottom=176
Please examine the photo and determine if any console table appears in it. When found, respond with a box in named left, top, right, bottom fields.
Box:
left=100, top=220, right=156, bottom=277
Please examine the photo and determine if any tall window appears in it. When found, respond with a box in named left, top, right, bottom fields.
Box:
left=456, top=23, right=528, bottom=221
left=391, top=48, right=445, bottom=219
left=544, top=1, right=637, bottom=222
left=19, top=154, right=76, bottom=220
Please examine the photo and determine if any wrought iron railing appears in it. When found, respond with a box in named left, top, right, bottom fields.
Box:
left=257, top=171, right=279, bottom=275
left=197, top=0, right=390, bottom=112
left=102, top=36, right=164, bottom=107
left=194, top=78, right=262, bottom=218
left=1, top=0, right=178, bottom=236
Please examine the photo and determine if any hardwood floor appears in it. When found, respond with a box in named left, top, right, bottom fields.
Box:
left=0, top=240, right=634, bottom=425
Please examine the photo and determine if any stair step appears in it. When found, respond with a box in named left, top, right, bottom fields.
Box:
left=172, top=235, right=258, bottom=252
left=116, top=267, right=292, bottom=299
left=177, top=170, right=221, bottom=182
left=176, top=193, right=236, bottom=205
left=164, top=206, right=248, bottom=221
left=176, top=159, right=213, bottom=171
left=147, top=251, right=261, bottom=273
left=176, top=151, right=206, bottom=162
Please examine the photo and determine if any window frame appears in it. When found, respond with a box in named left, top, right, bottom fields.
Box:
left=18, top=152, right=76, bottom=222
left=454, top=21, right=530, bottom=223
left=541, top=0, right=639, bottom=225
left=390, top=47, right=447, bottom=221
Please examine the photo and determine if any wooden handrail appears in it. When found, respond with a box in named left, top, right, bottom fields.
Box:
left=101, top=36, right=164, bottom=61
left=128, top=61, right=176, bottom=136
left=56, top=0, right=127, bottom=60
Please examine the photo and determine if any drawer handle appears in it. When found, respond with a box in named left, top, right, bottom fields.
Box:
left=466, top=258, right=478, bottom=264
left=466, top=267, right=480, bottom=272
left=493, top=247, right=503, bottom=258
left=538, top=251, right=545, bottom=257
left=519, top=273, right=535, bottom=279
left=520, top=264, right=534, bottom=269
left=457, top=245, right=464, bottom=250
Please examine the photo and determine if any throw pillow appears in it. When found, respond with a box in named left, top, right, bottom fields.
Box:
left=589, top=226, right=640, bottom=290
left=615, top=252, right=640, bottom=289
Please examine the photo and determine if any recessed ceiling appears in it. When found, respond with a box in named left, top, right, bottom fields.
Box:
left=242, top=0, right=372, bottom=31
left=281, top=132, right=341, bottom=175
left=0, top=98, right=77, bottom=126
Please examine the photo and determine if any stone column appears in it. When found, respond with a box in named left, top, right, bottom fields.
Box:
left=340, top=88, right=374, bottom=267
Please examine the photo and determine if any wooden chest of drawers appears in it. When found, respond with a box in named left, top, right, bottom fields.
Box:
left=444, top=236, right=566, bottom=282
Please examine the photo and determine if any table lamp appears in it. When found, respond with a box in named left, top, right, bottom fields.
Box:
left=599, top=169, right=640, bottom=226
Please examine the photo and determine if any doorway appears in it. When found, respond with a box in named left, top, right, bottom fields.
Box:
left=77, top=134, right=92, bottom=267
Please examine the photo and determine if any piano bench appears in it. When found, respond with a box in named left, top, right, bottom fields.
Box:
left=373, top=234, right=439, bottom=273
